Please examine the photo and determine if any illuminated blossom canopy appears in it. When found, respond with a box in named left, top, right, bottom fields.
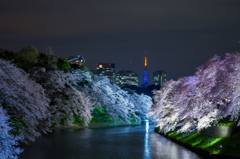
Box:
left=0, top=59, right=51, bottom=142
left=150, top=52, right=240, bottom=133
left=0, top=57, right=153, bottom=159
left=0, top=106, right=23, bottom=158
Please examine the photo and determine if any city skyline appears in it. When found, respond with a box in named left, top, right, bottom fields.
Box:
left=90, top=51, right=166, bottom=87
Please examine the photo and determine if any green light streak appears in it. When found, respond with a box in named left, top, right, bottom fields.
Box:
left=201, top=138, right=223, bottom=148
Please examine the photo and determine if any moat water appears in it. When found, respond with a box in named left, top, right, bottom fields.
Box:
left=20, top=121, right=202, bottom=159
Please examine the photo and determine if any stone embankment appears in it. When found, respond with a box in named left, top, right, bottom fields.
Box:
left=197, top=126, right=240, bottom=138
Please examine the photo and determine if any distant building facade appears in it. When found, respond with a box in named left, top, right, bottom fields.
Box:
left=116, top=70, right=138, bottom=87
left=67, top=54, right=85, bottom=66
left=153, top=69, right=167, bottom=86
left=95, top=63, right=116, bottom=84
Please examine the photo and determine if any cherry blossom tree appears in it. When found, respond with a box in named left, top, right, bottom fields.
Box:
left=109, top=84, right=138, bottom=123
left=191, top=55, right=221, bottom=130
left=31, top=69, right=94, bottom=127
left=150, top=52, right=240, bottom=133
left=150, top=56, right=222, bottom=132
left=31, top=68, right=150, bottom=126
left=129, top=93, right=152, bottom=120
left=0, top=105, right=23, bottom=159
left=149, top=79, right=180, bottom=132
left=61, top=70, right=152, bottom=124
left=1, top=54, right=153, bottom=142
left=213, top=52, right=240, bottom=125
left=0, top=59, right=51, bottom=142
left=85, top=75, right=138, bottom=123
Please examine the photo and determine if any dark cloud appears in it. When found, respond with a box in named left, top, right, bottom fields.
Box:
left=0, top=0, right=240, bottom=85
left=1, top=0, right=240, bottom=38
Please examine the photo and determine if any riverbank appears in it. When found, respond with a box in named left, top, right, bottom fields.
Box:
left=155, top=127, right=240, bottom=159
left=52, top=121, right=141, bottom=129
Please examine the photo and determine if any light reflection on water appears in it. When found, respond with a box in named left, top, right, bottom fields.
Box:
left=20, top=123, right=202, bottom=159
left=149, top=132, right=201, bottom=159
left=144, top=120, right=151, bottom=159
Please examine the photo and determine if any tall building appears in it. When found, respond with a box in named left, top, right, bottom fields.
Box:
left=95, top=63, right=116, bottom=84
left=143, top=52, right=148, bottom=88
left=153, top=69, right=167, bottom=86
left=67, top=54, right=85, bottom=66
left=116, top=70, right=138, bottom=87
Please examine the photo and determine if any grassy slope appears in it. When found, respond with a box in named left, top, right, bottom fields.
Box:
left=156, top=126, right=240, bottom=158
left=72, top=106, right=140, bottom=126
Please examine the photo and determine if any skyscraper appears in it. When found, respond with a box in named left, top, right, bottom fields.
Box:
left=95, top=63, right=116, bottom=84
left=143, top=52, right=148, bottom=88
left=116, top=70, right=138, bottom=87
left=153, top=69, right=167, bottom=86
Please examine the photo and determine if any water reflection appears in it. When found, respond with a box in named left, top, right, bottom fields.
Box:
left=20, top=123, right=202, bottom=159
left=150, top=132, right=201, bottom=159
left=144, top=120, right=151, bottom=159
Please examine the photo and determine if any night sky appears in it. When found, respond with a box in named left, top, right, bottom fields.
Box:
left=1, top=0, right=240, bottom=85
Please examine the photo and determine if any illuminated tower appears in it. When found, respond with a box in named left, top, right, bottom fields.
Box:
left=143, top=51, right=148, bottom=88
